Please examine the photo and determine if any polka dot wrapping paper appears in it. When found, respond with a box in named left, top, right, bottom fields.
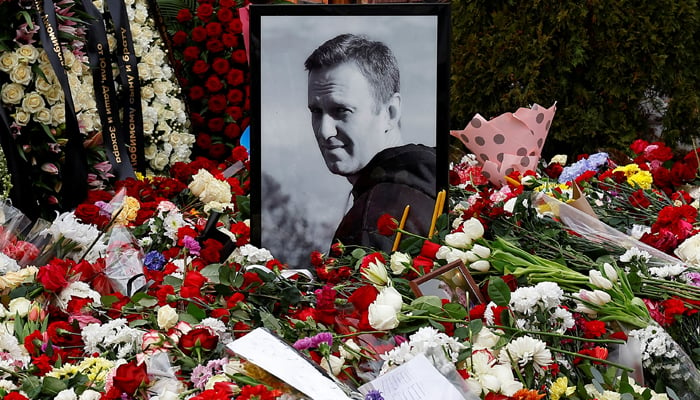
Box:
left=451, top=103, right=557, bottom=186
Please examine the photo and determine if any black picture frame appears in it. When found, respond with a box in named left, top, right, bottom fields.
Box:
left=409, top=260, right=485, bottom=307
left=250, top=3, right=450, bottom=267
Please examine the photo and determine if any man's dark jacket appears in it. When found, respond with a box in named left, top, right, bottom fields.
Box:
left=332, top=143, right=437, bottom=252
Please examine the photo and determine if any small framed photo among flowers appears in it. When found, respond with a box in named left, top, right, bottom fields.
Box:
left=409, top=260, right=485, bottom=307
left=249, top=3, right=451, bottom=267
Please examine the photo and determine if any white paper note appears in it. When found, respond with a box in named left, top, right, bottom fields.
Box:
left=359, top=354, right=466, bottom=400
left=226, top=328, right=353, bottom=400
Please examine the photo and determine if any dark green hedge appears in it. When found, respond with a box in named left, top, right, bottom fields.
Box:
left=450, top=0, right=700, bottom=157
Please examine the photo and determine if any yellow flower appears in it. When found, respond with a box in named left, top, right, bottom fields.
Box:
left=46, top=363, right=80, bottom=379
left=550, top=377, right=575, bottom=400
left=114, top=196, right=140, bottom=225
left=78, top=357, right=114, bottom=382
left=628, top=170, right=653, bottom=190
left=613, top=163, right=641, bottom=176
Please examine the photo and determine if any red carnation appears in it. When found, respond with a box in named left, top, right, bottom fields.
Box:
left=112, top=361, right=149, bottom=395
left=211, top=57, right=230, bottom=75
left=205, top=75, right=224, bottom=93
left=196, top=3, right=214, bottom=21
left=181, top=270, right=208, bottom=299
left=582, top=320, right=607, bottom=338
left=208, top=94, right=227, bottom=113
left=37, top=260, right=70, bottom=292
left=629, top=189, right=651, bottom=209
left=191, top=26, right=207, bottom=42
left=176, top=8, right=192, bottom=22
left=5, top=393, right=30, bottom=400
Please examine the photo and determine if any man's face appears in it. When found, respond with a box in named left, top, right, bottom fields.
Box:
left=308, top=62, right=392, bottom=177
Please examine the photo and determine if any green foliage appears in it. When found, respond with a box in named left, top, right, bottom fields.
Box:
left=451, top=0, right=700, bottom=157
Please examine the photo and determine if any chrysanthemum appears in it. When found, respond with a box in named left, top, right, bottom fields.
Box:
left=499, top=336, right=552, bottom=373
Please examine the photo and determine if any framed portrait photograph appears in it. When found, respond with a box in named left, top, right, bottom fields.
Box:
left=409, top=260, right=485, bottom=307
left=250, top=4, right=450, bottom=267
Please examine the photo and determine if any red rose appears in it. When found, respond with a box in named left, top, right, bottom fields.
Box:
left=376, top=213, right=398, bottom=236
left=181, top=270, right=208, bottom=299
left=180, top=327, right=218, bottom=354
left=211, top=58, right=230, bottom=75
left=191, top=26, right=207, bottom=42
left=205, top=75, right=224, bottom=93
left=208, top=117, right=225, bottom=132
left=226, top=88, right=243, bottom=103
left=206, top=22, right=223, bottom=38
left=172, top=30, right=188, bottom=46
left=221, top=33, right=239, bottom=48
left=630, top=139, right=649, bottom=154
left=348, top=285, right=378, bottom=312
left=231, top=49, right=247, bottom=65
left=223, top=123, right=241, bottom=139
left=183, top=46, right=200, bottom=61
left=360, top=252, right=385, bottom=270
left=192, top=60, right=209, bottom=75
left=176, top=8, right=192, bottom=22
left=196, top=133, right=212, bottom=150
left=419, top=240, right=441, bottom=259
left=112, top=361, right=149, bottom=395
left=227, top=19, right=242, bottom=34
left=226, top=106, right=243, bottom=121
left=37, top=260, right=70, bottom=292
left=208, top=94, right=227, bottom=113
left=217, top=7, right=234, bottom=22
left=188, top=86, right=205, bottom=101
left=220, top=0, right=235, bottom=7
left=196, top=3, right=214, bottom=21
left=206, top=39, right=224, bottom=53
left=226, top=69, right=244, bottom=86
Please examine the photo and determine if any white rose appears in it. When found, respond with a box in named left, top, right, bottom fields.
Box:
left=45, top=85, right=64, bottom=105
left=320, top=354, right=345, bottom=376
left=157, top=305, right=178, bottom=330
left=35, top=75, right=53, bottom=93
left=151, top=152, right=169, bottom=171
left=675, top=233, right=700, bottom=267
left=1, top=83, right=24, bottom=105
left=51, top=105, right=66, bottom=125
left=33, top=108, right=52, bottom=124
left=444, top=232, right=473, bottom=249
left=339, top=339, right=361, bottom=360
left=79, top=389, right=102, bottom=400
left=8, top=297, right=31, bottom=317
left=141, top=85, right=155, bottom=100
left=142, top=120, right=155, bottom=135
left=389, top=252, right=411, bottom=275
left=13, top=109, right=30, bottom=126
left=55, top=388, right=78, bottom=400
left=144, top=144, right=157, bottom=159
left=368, top=286, right=403, bottom=330
left=0, top=52, right=19, bottom=72
left=549, top=154, right=568, bottom=165
left=10, top=64, right=32, bottom=85
left=16, top=45, right=39, bottom=63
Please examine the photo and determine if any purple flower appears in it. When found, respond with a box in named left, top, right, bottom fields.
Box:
left=144, top=250, right=167, bottom=271
left=686, top=272, right=700, bottom=287
left=190, top=364, right=213, bottom=389
left=365, top=390, right=384, bottom=400
left=311, top=332, right=333, bottom=347
left=183, top=235, right=201, bottom=255
left=558, top=152, right=609, bottom=183
left=293, top=337, right=314, bottom=350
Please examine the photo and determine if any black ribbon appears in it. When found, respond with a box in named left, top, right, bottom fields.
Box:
left=0, top=105, right=39, bottom=219
left=82, top=0, right=135, bottom=180
left=104, top=0, right=145, bottom=173
left=33, top=0, right=88, bottom=211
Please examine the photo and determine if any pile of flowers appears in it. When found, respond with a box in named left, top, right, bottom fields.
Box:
left=0, top=135, right=698, bottom=399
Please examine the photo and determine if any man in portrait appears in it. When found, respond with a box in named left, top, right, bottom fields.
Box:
left=305, top=33, right=437, bottom=252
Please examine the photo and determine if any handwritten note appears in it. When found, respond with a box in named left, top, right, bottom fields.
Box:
left=359, top=354, right=467, bottom=400
left=227, top=328, right=353, bottom=400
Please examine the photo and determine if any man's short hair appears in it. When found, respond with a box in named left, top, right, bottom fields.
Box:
left=305, top=33, right=400, bottom=112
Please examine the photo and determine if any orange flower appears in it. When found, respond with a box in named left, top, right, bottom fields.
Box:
left=511, top=389, right=546, bottom=400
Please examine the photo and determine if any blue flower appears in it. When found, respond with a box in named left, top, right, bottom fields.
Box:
left=558, top=152, right=609, bottom=183
left=144, top=250, right=167, bottom=271
left=365, top=390, right=384, bottom=400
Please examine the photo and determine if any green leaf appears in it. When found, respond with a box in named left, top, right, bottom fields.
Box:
left=101, top=295, right=120, bottom=308
left=20, top=376, right=42, bottom=398
left=453, top=326, right=470, bottom=341
left=259, top=310, right=282, bottom=332
left=410, top=296, right=443, bottom=314
left=487, top=277, right=511, bottom=306
left=132, top=293, right=158, bottom=308
left=350, top=248, right=366, bottom=260
left=200, top=263, right=222, bottom=284
left=443, top=302, right=468, bottom=320
left=41, top=376, right=67, bottom=395
left=469, top=318, right=483, bottom=338
left=236, top=195, right=250, bottom=218
left=186, top=303, right=206, bottom=321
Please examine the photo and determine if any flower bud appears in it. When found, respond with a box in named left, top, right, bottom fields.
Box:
left=577, top=289, right=611, bottom=306
left=471, top=243, right=491, bottom=259
left=460, top=218, right=485, bottom=240
left=469, top=260, right=491, bottom=272
left=445, top=232, right=473, bottom=249
left=603, top=263, right=618, bottom=283
left=361, top=260, right=389, bottom=286
left=589, top=270, right=613, bottom=290
left=389, top=252, right=411, bottom=275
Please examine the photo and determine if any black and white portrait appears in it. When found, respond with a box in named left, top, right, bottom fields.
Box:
left=251, top=5, right=449, bottom=267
